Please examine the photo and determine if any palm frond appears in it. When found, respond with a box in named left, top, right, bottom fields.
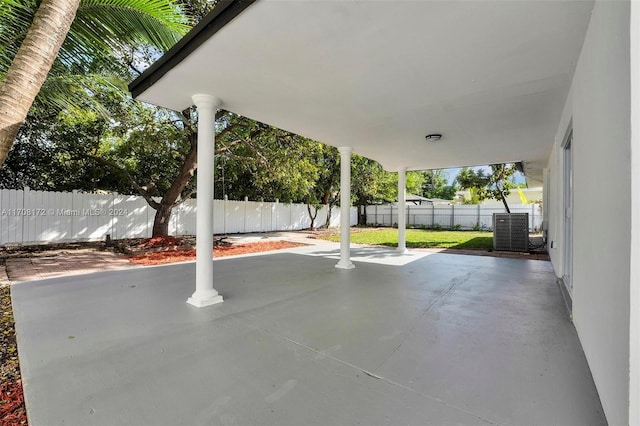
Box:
left=72, top=0, right=189, bottom=55
left=0, top=0, right=37, bottom=72
left=0, top=0, right=192, bottom=119
left=33, top=72, right=131, bottom=117
left=0, top=0, right=189, bottom=73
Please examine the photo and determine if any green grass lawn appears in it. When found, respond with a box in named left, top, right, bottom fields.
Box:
left=322, top=228, right=494, bottom=249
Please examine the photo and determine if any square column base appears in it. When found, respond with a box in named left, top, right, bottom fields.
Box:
left=335, top=260, right=355, bottom=270
left=187, top=293, right=224, bottom=308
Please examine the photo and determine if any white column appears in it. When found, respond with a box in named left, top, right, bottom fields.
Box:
left=187, top=94, right=223, bottom=307
left=397, top=167, right=408, bottom=253
left=629, top=2, right=640, bottom=422
left=335, top=146, right=354, bottom=269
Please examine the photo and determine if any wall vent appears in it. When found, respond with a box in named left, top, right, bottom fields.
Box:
left=493, top=213, right=529, bottom=252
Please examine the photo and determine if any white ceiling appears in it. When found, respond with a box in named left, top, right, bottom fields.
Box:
left=135, top=0, right=594, bottom=178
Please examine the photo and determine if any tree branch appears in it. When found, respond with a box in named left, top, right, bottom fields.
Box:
left=86, top=155, right=161, bottom=210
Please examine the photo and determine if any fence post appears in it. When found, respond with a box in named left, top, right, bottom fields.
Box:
left=111, top=192, right=116, bottom=239
left=477, top=204, right=481, bottom=228
left=21, top=187, right=28, bottom=243
left=374, top=204, right=377, bottom=225
left=274, top=199, right=279, bottom=231
left=72, top=189, right=78, bottom=240
left=223, top=195, right=227, bottom=235
left=532, top=203, right=535, bottom=231
left=450, top=204, right=455, bottom=229
left=390, top=204, right=393, bottom=227
left=292, top=201, right=295, bottom=230
left=431, top=204, right=435, bottom=228
left=244, top=196, right=248, bottom=233
left=407, top=205, right=410, bottom=227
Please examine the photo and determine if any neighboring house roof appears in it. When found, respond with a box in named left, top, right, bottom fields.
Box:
left=398, top=194, right=452, bottom=205
left=454, top=187, right=543, bottom=205
left=405, top=193, right=430, bottom=202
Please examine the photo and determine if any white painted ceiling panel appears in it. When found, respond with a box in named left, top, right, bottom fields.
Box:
left=136, top=0, right=594, bottom=176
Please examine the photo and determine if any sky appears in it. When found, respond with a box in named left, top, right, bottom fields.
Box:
left=442, top=166, right=526, bottom=186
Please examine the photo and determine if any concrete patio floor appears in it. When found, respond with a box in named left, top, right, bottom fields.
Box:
left=12, top=246, right=605, bottom=425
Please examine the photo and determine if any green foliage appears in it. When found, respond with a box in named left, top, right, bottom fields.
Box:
left=1, top=283, right=22, bottom=383
left=213, top=116, right=335, bottom=205
left=406, top=171, right=425, bottom=197
left=420, top=169, right=457, bottom=200
left=0, top=0, right=188, bottom=72
left=0, top=0, right=189, bottom=114
left=351, top=158, right=424, bottom=206
left=455, top=164, right=518, bottom=211
left=0, top=108, right=121, bottom=191
left=351, top=156, right=396, bottom=206
left=472, top=222, right=486, bottom=231
left=461, top=187, right=482, bottom=205
left=102, top=103, right=194, bottom=196
left=321, top=229, right=493, bottom=249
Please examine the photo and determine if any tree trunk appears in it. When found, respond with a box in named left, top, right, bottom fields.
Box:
left=358, top=205, right=367, bottom=225
left=306, top=204, right=319, bottom=230
left=325, top=204, right=333, bottom=228
left=499, top=190, right=511, bottom=213
left=150, top=132, right=199, bottom=237
left=152, top=204, right=173, bottom=237
left=0, top=0, right=80, bottom=165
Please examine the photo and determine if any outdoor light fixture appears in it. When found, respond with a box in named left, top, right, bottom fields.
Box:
left=425, top=133, right=442, bottom=142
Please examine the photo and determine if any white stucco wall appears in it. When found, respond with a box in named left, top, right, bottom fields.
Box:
left=546, top=138, right=561, bottom=273
left=547, top=2, right=631, bottom=424
left=630, top=2, right=640, bottom=423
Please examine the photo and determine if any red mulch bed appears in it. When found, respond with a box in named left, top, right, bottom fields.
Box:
left=0, top=381, right=27, bottom=425
left=140, top=236, right=184, bottom=249
left=128, top=240, right=306, bottom=266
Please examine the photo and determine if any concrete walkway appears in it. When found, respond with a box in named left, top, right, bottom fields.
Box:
left=12, top=247, right=605, bottom=425
left=2, top=231, right=546, bottom=283
left=2, top=232, right=331, bottom=283
left=5, top=249, right=135, bottom=282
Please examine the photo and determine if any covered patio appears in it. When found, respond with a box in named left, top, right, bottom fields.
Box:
left=13, top=0, right=637, bottom=423
left=12, top=246, right=604, bottom=425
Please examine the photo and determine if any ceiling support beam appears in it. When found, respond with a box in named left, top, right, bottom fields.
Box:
left=335, top=146, right=354, bottom=270
left=187, top=94, right=224, bottom=307
left=397, top=167, right=408, bottom=254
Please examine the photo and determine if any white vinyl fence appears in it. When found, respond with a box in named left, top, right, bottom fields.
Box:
left=0, top=189, right=357, bottom=245
left=364, top=203, right=542, bottom=231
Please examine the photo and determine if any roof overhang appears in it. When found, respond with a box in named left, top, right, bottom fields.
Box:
left=130, top=0, right=594, bottom=176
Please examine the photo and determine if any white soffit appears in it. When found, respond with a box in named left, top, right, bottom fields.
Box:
left=135, top=0, right=594, bottom=172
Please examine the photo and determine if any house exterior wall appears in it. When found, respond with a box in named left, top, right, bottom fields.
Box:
left=454, top=188, right=543, bottom=206
left=545, top=149, right=559, bottom=273
left=547, top=1, right=631, bottom=424
left=630, top=2, right=640, bottom=423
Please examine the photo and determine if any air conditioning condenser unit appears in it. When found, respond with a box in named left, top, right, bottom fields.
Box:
left=493, top=213, right=529, bottom=252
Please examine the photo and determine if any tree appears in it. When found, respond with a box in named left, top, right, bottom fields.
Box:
left=210, top=122, right=342, bottom=229
left=455, top=164, right=518, bottom=212
left=420, top=170, right=457, bottom=200
left=351, top=158, right=424, bottom=225
left=0, top=108, right=121, bottom=192
left=100, top=106, right=331, bottom=236
left=300, top=144, right=340, bottom=229
left=0, top=0, right=188, bottom=165
left=95, top=106, right=267, bottom=237
left=0, top=0, right=228, bottom=237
